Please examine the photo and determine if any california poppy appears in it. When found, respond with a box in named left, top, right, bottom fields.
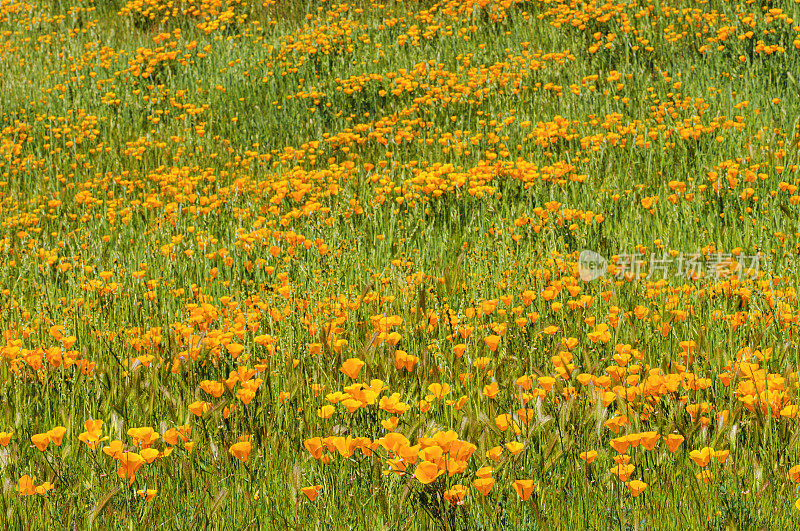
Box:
left=513, top=480, right=535, bottom=500
left=229, top=441, right=252, bottom=462
left=483, top=335, right=501, bottom=352
left=473, top=477, right=494, bottom=496
left=689, top=447, right=714, bottom=468
left=317, top=405, right=335, bottom=419
left=301, top=485, right=322, bottom=501
left=340, top=358, right=365, bottom=379
left=666, top=434, right=684, bottom=453
left=640, top=432, right=660, bottom=451
left=79, top=420, right=104, bottom=448
left=414, top=461, right=442, bottom=484
left=505, top=441, right=525, bottom=455
left=117, top=452, right=146, bottom=483
left=486, top=446, right=503, bottom=462
left=579, top=450, right=598, bottom=464
left=610, top=463, right=635, bottom=482
left=136, top=489, right=157, bottom=501
left=48, top=426, right=66, bottom=446
left=35, top=482, right=54, bottom=496
left=444, top=485, right=468, bottom=505
left=16, top=475, right=36, bottom=496
left=141, top=448, right=160, bottom=463
left=609, top=436, right=630, bottom=454
left=627, top=480, right=647, bottom=497
left=31, top=433, right=50, bottom=452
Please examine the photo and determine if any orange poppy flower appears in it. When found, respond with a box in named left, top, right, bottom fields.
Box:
left=301, top=485, right=322, bottom=501
left=226, top=343, right=244, bottom=358
left=31, top=433, right=51, bottom=452
left=189, top=401, right=211, bottom=416
left=538, top=376, right=556, bottom=393
left=229, top=441, right=252, bottom=462
left=609, top=436, right=630, bottom=454
left=116, top=452, right=146, bottom=483
left=35, top=482, right=54, bottom=496
left=141, top=448, right=160, bottom=463
left=579, top=450, right=598, bottom=464
left=486, top=446, right=503, bottom=462
left=473, top=477, right=495, bottom=496
left=640, top=432, right=660, bottom=451
left=237, top=388, right=256, bottom=405
left=381, top=417, right=399, bottom=431
left=611, top=463, right=635, bottom=481
left=103, top=440, right=125, bottom=459
left=47, top=427, right=66, bottom=446
left=414, top=461, right=442, bottom=484
left=16, top=475, right=36, bottom=496
left=340, top=358, right=365, bottom=379
left=627, top=480, right=647, bottom=497
left=482, top=381, right=499, bottom=399
left=665, top=434, right=684, bottom=453
left=513, top=480, right=535, bottom=500
left=78, top=420, right=104, bottom=448
left=136, top=489, right=157, bottom=501
left=444, top=485, right=468, bottom=505
left=505, top=441, right=524, bottom=455
left=689, top=447, right=714, bottom=468
left=483, top=335, right=501, bottom=352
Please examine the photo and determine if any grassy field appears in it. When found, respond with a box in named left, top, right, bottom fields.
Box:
left=1, top=0, right=800, bottom=527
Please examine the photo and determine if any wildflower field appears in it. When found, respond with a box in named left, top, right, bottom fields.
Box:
left=1, top=0, right=800, bottom=527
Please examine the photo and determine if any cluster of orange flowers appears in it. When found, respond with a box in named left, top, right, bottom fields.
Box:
left=118, top=0, right=251, bottom=33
